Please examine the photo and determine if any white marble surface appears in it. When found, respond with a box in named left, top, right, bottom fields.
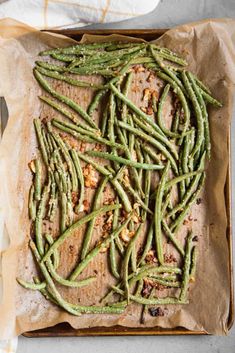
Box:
left=18, top=1, right=235, bottom=351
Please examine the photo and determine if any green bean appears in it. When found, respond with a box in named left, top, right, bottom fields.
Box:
left=151, top=47, right=188, bottom=66
left=122, top=181, right=153, bottom=214
left=112, top=199, right=125, bottom=255
left=40, top=42, right=114, bottom=56
left=108, top=92, right=119, bottom=171
left=28, top=184, right=36, bottom=220
left=114, top=114, right=144, bottom=198
left=35, top=181, right=50, bottom=256
left=86, top=151, right=164, bottom=170
left=45, top=233, right=60, bottom=270
left=50, top=130, right=78, bottom=191
left=188, top=72, right=211, bottom=158
left=30, top=241, right=124, bottom=315
left=36, top=61, right=115, bottom=77
left=170, top=173, right=205, bottom=234
left=118, top=121, right=178, bottom=174
left=59, top=192, right=67, bottom=233
left=162, top=220, right=184, bottom=256
left=47, top=173, right=57, bottom=221
left=165, top=170, right=204, bottom=190
left=39, top=96, right=95, bottom=132
left=111, top=178, right=132, bottom=213
left=154, top=162, right=170, bottom=265
left=109, top=214, right=120, bottom=279
left=69, top=213, right=132, bottom=280
left=101, top=104, right=109, bottom=136
left=157, top=83, right=180, bottom=138
left=33, top=158, right=42, bottom=201
left=36, top=61, right=66, bottom=73
left=135, top=139, right=144, bottom=181
left=190, top=246, right=197, bottom=279
left=181, top=71, right=204, bottom=157
left=111, top=286, right=188, bottom=305
left=156, top=71, right=190, bottom=137
left=180, top=232, right=193, bottom=301
left=131, top=114, right=178, bottom=160
left=36, top=66, right=103, bottom=89
left=42, top=204, right=121, bottom=262
left=51, top=53, right=78, bottom=62
left=148, top=277, right=181, bottom=288
left=17, top=278, right=46, bottom=290
left=171, top=109, right=180, bottom=134
left=168, top=152, right=205, bottom=218
left=46, top=257, right=96, bottom=288
left=199, top=88, right=222, bottom=107
left=141, top=151, right=151, bottom=221
left=81, top=177, right=109, bottom=259
left=70, top=149, right=85, bottom=213
left=34, top=69, right=98, bottom=129
left=141, top=144, right=162, bottom=165
left=52, top=118, right=127, bottom=151
left=123, top=224, right=142, bottom=303
left=110, top=83, right=171, bottom=140
left=34, top=119, right=49, bottom=165
left=137, top=222, right=154, bottom=266
left=121, top=72, right=133, bottom=140
left=86, top=50, right=137, bottom=116
left=150, top=46, right=187, bottom=95
left=76, top=151, right=111, bottom=177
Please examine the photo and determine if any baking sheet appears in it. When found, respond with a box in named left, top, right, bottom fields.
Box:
left=0, top=18, right=234, bottom=338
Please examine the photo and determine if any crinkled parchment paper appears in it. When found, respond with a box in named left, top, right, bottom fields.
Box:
left=0, top=18, right=234, bottom=339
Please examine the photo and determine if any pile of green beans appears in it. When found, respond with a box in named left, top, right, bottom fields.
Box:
left=18, top=41, right=222, bottom=320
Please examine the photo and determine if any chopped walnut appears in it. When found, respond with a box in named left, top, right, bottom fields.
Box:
left=142, top=279, right=154, bottom=297
left=140, top=106, right=147, bottom=113
left=147, top=72, right=155, bottom=83
left=28, top=160, right=36, bottom=173
left=120, top=228, right=135, bottom=242
left=132, top=65, right=145, bottom=73
left=145, top=249, right=158, bottom=264
left=71, top=192, right=78, bottom=205
left=79, top=142, right=86, bottom=153
left=164, top=253, right=177, bottom=263
left=100, top=245, right=109, bottom=253
left=146, top=105, right=153, bottom=115
left=83, top=164, right=98, bottom=188
left=143, top=88, right=151, bottom=102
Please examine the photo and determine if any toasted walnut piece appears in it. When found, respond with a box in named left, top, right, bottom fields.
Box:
left=164, top=253, right=177, bottom=264
left=120, top=228, right=135, bottom=243
left=71, top=191, right=78, bottom=205
left=100, top=245, right=109, bottom=253
left=145, top=249, right=158, bottom=264
left=83, top=164, right=99, bottom=188
left=132, top=65, right=145, bottom=73
left=143, top=88, right=151, bottom=101
left=79, top=141, right=86, bottom=153
left=140, top=106, right=147, bottom=113
left=28, top=160, right=36, bottom=173
left=190, top=276, right=196, bottom=283
left=146, top=105, right=153, bottom=115
left=147, top=72, right=155, bottom=82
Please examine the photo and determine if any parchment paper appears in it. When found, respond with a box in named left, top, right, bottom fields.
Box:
left=0, top=18, right=234, bottom=339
